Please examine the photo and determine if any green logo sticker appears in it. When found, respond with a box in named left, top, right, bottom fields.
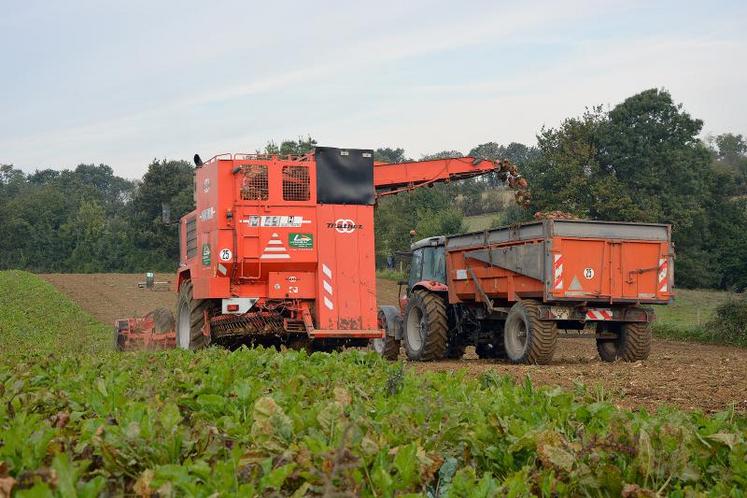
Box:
left=289, top=233, right=313, bottom=249
left=202, top=243, right=211, bottom=265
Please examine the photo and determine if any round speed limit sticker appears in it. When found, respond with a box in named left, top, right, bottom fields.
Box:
left=219, top=248, right=233, bottom=262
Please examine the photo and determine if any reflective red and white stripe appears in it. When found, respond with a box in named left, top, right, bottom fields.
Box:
left=553, top=254, right=563, bottom=291
left=658, top=258, right=668, bottom=293
left=322, top=263, right=334, bottom=310
left=586, top=308, right=613, bottom=321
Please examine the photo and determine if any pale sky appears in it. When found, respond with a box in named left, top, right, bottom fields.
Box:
left=1, top=0, right=745, bottom=177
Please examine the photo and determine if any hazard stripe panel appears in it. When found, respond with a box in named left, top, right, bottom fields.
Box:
left=585, top=309, right=613, bottom=320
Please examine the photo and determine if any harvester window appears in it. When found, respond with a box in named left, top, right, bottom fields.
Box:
left=282, top=166, right=310, bottom=201
left=240, top=165, right=269, bottom=200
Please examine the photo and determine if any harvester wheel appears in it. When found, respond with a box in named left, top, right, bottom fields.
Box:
left=596, top=321, right=652, bottom=362
left=371, top=308, right=401, bottom=360
left=176, top=280, right=212, bottom=350
left=504, top=300, right=557, bottom=364
left=403, top=290, right=448, bottom=361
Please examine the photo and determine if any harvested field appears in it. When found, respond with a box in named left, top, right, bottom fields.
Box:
left=40, top=273, right=747, bottom=413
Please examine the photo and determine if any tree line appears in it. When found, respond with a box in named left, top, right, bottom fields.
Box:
left=1, top=89, right=746, bottom=289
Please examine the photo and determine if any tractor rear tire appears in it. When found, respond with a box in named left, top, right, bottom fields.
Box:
left=596, top=321, right=652, bottom=362
left=503, top=300, right=557, bottom=364
left=403, top=290, right=448, bottom=361
left=176, top=280, right=212, bottom=350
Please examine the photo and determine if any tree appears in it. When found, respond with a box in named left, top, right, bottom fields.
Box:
left=420, top=150, right=463, bottom=160
left=374, top=147, right=409, bottom=163
left=128, top=159, right=196, bottom=270
left=264, top=136, right=317, bottom=156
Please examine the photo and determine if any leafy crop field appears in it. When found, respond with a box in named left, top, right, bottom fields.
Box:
left=2, top=272, right=747, bottom=496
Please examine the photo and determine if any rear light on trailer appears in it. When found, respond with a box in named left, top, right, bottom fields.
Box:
left=227, top=304, right=239, bottom=312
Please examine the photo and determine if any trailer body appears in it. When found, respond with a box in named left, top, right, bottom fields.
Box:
left=445, top=219, right=672, bottom=308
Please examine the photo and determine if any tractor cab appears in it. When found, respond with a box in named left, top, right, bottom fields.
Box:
left=408, top=236, right=447, bottom=290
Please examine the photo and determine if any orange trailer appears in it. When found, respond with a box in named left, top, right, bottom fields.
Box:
left=378, top=220, right=673, bottom=364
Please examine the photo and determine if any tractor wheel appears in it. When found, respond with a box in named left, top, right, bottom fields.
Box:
left=596, top=321, right=652, bottom=362
left=176, top=280, right=212, bottom=350
left=403, top=290, right=448, bottom=361
left=371, top=308, right=401, bottom=360
left=503, top=300, right=557, bottom=364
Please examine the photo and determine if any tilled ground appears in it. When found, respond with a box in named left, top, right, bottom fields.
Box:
left=40, top=273, right=747, bottom=413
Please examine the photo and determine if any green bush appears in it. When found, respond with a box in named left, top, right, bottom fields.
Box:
left=706, top=297, right=747, bottom=347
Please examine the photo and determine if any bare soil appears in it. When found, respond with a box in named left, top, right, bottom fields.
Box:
left=40, top=273, right=747, bottom=413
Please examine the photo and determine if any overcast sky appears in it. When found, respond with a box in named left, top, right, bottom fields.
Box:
left=1, top=0, right=745, bottom=177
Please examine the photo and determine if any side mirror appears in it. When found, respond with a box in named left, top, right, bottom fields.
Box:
left=397, top=280, right=408, bottom=286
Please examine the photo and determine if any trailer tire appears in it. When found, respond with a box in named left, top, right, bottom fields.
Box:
left=403, top=290, right=448, bottom=361
left=371, top=309, right=401, bottom=360
left=596, top=322, right=652, bottom=362
left=504, top=300, right=557, bottom=364
left=176, top=280, right=212, bottom=350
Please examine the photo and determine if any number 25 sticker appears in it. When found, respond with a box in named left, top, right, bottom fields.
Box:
left=584, top=267, right=595, bottom=279
left=219, top=248, right=233, bottom=261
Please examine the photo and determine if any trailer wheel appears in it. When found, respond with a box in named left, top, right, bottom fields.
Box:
left=403, top=290, right=448, bottom=361
left=596, top=321, right=652, bottom=362
left=176, top=280, right=212, bottom=350
left=504, top=300, right=557, bottom=364
left=371, top=309, right=401, bottom=361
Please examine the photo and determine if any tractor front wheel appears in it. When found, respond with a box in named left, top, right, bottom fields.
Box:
left=504, top=300, right=557, bottom=364
left=176, top=280, right=212, bottom=350
left=403, top=290, right=448, bottom=361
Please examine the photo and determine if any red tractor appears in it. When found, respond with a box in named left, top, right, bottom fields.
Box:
left=116, top=147, right=515, bottom=350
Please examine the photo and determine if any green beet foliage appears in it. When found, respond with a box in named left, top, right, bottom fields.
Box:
left=1, top=272, right=746, bottom=496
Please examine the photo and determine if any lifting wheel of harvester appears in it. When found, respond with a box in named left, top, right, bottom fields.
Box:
left=503, top=299, right=558, bottom=364
left=403, top=290, right=448, bottom=361
left=371, top=306, right=401, bottom=360
left=176, top=280, right=214, bottom=350
left=596, top=320, right=652, bottom=362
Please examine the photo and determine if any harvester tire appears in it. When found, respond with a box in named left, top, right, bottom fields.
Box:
left=403, top=290, right=448, bottom=361
left=503, top=300, right=557, bottom=364
left=596, top=321, right=652, bottom=362
left=176, top=280, right=211, bottom=350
